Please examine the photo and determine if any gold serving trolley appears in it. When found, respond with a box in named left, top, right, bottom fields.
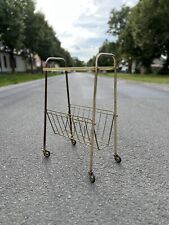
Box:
left=42, top=53, right=121, bottom=183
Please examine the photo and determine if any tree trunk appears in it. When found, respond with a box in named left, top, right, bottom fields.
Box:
left=9, top=49, right=15, bottom=73
left=161, top=53, right=169, bottom=74
left=128, top=58, right=132, bottom=74
left=140, top=65, right=151, bottom=74
left=29, top=53, right=34, bottom=74
left=40, top=60, right=43, bottom=74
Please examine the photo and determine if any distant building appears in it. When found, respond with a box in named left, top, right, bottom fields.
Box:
left=151, top=58, right=165, bottom=69
left=0, top=51, right=41, bottom=72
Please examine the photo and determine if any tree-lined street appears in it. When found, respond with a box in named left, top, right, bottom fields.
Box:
left=0, top=74, right=169, bottom=224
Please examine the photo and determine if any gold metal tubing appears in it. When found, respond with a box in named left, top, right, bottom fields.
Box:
left=114, top=66, right=118, bottom=155
left=88, top=52, right=117, bottom=173
left=43, top=66, right=115, bottom=72
left=65, top=70, right=74, bottom=140
left=43, top=57, right=66, bottom=151
left=89, top=67, right=98, bottom=173
left=43, top=71, right=48, bottom=151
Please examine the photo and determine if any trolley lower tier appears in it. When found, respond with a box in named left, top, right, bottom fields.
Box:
left=46, top=104, right=115, bottom=150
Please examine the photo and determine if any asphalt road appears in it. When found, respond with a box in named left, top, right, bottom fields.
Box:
left=0, top=73, right=169, bottom=225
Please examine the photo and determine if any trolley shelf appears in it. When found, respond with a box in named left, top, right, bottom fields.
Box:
left=42, top=53, right=122, bottom=183
left=47, top=104, right=115, bottom=150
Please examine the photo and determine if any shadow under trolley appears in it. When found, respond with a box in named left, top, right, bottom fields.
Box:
left=42, top=52, right=121, bottom=183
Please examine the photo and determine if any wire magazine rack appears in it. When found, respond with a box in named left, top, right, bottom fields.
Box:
left=42, top=53, right=121, bottom=183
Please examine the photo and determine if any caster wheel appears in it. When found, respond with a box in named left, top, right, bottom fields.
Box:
left=89, top=172, right=95, bottom=183
left=114, top=154, right=121, bottom=163
left=71, top=139, right=76, bottom=146
left=43, top=150, right=50, bottom=158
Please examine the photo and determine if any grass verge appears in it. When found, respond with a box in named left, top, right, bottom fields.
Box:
left=1, top=72, right=169, bottom=87
left=101, top=73, right=169, bottom=84
left=0, top=72, right=59, bottom=87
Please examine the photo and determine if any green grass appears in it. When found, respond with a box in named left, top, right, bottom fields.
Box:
left=1, top=72, right=169, bottom=87
left=0, top=72, right=59, bottom=87
left=101, top=73, right=169, bottom=84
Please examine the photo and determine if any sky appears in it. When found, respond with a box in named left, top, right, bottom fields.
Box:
left=35, top=0, right=139, bottom=62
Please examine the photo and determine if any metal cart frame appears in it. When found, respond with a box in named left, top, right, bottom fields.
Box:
left=42, top=53, right=121, bottom=183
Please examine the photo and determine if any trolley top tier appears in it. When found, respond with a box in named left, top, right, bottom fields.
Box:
left=43, top=66, right=115, bottom=72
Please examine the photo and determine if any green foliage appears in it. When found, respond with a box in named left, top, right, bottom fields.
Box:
left=73, top=57, right=85, bottom=67
left=128, top=1, right=160, bottom=69
left=98, top=40, right=119, bottom=66
left=87, top=56, right=95, bottom=66
left=100, top=72, right=169, bottom=84
left=0, top=72, right=59, bottom=87
left=60, top=49, right=74, bottom=66
left=0, top=0, right=26, bottom=50
left=24, top=11, right=73, bottom=64
left=108, top=5, right=130, bottom=36
left=106, top=1, right=169, bottom=74
left=130, top=0, right=169, bottom=73
left=87, top=40, right=118, bottom=67
left=0, top=0, right=78, bottom=71
left=0, top=0, right=29, bottom=71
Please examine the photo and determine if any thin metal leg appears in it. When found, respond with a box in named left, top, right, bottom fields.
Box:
left=43, top=71, right=48, bottom=151
left=43, top=71, right=50, bottom=158
left=94, top=130, right=100, bottom=150
left=89, top=69, right=98, bottom=175
left=43, top=57, right=66, bottom=158
left=114, top=69, right=117, bottom=155
left=65, top=71, right=75, bottom=144
left=113, top=69, right=121, bottom=163
left=114, top=114, right=118, bottom=155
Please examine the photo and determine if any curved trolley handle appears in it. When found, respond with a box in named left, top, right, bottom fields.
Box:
left=89, top=52, right=119, bottom=176
left=43, top=57, right=66, bottom=155
left=95, top=52, right=116, bottom=70
left=45, top=57, right=66, bottom=65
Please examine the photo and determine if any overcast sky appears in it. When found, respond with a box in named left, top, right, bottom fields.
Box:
left=35, top=0, right=138, bottom=62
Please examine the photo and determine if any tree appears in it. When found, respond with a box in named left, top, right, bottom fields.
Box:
left=107, top=2, right=169, bottom=74
left=150, top=0, right=169, bottom=73
left=87, top=56, right=95, bottom=66
left=59, top=48, right=74, bottom=66
left=87, top=40, right=118, bottom=67
left=98, top=40, right=119, bottom=66
left=108, top=6, right=131, bottom=36
left=24, top=11, right=75, bottom=68
left=128, top=1, right=161, bottom=73
left=128, top=0, right=169, bottom=73
left=73, top=57, right=85, bottom=67
left=107, top=6, right=137, bottom=72
left=118, top=24, right=138, bottom=73
left=0, top=0, right=29, bottom=72
left=0, top=0, right=74, bottom=72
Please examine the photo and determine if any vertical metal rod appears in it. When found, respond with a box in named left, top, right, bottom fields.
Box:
left=96, top=111, right=102, bottom=133
left=89, top=68, right=98, bottom=173
left=43, top=71, right=48, bottom=150
left=65, top=71, right=73, bottom=140
left=85, top=121, right=91, bottom=144
left=107, top=115, right=115, bottom=145
left=94, top=130, right=100, bottom=150
left=114, top=66, right=118, bottom=155
left=78, top=117, right=86, bottom=144
left=101, top=112, right=108, bottom=141
left=51, top=113, right=59, bottom=134
left=47, top=113, right=56, bottom=134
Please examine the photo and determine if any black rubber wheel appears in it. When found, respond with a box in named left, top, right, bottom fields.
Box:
left=114, top=154, right=121, bottom=163
left=89, top=173, right=95, bottom=183
left=71, top=139, right=76, bottom=146
left=44, top=150, right=50, bottom=158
